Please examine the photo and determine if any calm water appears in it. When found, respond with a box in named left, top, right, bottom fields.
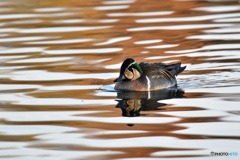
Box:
left=0, top=0, right=240, bottom=159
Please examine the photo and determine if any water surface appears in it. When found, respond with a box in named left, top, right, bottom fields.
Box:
left=0, top=0, right=240, bottom=159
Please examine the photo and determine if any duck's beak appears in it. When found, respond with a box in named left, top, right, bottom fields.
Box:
left=113, top=78, right=119, bottom=82
left=114, top=75, right=123, bottom=82
left=114, top=77, right=120, bottom=82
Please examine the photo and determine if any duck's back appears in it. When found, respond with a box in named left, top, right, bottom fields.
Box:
left=138, top=62, right=186, bottom=90
left=139, top=62, right=186, bottom=76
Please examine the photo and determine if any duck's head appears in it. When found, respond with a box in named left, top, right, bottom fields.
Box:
left=114, top=58, right=143, bottom=82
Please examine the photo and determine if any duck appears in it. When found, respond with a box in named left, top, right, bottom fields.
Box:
left=114, top=58, right=186, bottom=91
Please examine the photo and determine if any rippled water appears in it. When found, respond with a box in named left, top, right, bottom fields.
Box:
left=1, top=0, right=240, bottom=159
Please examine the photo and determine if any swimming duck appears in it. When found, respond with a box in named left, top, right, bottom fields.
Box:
left=114, top=58, right=186, bottom=91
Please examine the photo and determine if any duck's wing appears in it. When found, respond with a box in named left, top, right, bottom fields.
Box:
left=139, top=62, right=186, bottom=77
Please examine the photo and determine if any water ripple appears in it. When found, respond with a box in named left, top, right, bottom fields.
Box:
left=18, top=26, right=112, bottom=33
left=136, top=13, right=240, bottom=23
left=44, top=48, right=122, bottom=54
left=128, top=24, right=232, bottom=31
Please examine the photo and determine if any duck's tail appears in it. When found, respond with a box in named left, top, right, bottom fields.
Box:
left=167, top=63, right=186, bottom=76
left=177, top=63, right=186, bottom=75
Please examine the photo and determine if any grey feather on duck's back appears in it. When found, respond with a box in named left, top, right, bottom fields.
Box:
left=139, top=62, right=186, bottom=76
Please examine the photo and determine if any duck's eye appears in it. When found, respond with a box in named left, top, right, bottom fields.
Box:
left=124, top=69, right=134, bottom=80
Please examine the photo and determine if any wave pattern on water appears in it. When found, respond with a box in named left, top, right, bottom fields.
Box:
left=0, top=0, right=240, bottom=160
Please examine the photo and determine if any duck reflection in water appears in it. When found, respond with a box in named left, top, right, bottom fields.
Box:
left=116, top=89, right=185, bottom=117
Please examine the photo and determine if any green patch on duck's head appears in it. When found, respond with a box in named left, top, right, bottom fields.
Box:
left=132, top=63, right=143, bottom=74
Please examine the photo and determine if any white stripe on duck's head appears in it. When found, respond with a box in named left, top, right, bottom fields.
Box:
left=114, top=58, right=143, bottom=82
